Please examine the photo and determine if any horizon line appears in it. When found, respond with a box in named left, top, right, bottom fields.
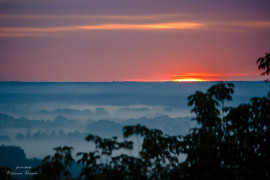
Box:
left=0, top=80, right=265, bottom=83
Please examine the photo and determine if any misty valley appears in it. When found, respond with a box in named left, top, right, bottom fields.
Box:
left=0, top=81, right=269, bottom=179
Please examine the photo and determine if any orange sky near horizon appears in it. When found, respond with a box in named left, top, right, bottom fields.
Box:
left=126, top=72, right=260, bottom=82
left=0, top=0, right=269, bottom=82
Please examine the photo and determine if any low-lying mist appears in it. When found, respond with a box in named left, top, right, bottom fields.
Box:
left=0, top=81, right=268, bottom=159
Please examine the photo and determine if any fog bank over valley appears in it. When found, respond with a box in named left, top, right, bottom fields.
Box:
left=0, top=81, right=268, bottom=159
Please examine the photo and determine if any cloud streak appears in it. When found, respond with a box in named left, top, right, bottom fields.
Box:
left=0, top=32, right=40, bottom=37
left=0, top=13, right=188, bottom=20
left=0, top=22, right=205, bottom=37
left=78, top=22, right=204, bottom=30
left=1, top=12, right=270, bottom=37
left=228, top=21, right=270, bottom=28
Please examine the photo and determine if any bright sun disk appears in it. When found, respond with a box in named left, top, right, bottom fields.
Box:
left=172, top=78, right=206, bottom=82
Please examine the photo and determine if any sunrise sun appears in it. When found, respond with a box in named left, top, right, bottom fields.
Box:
left=172, top=78, right=206, bottom=82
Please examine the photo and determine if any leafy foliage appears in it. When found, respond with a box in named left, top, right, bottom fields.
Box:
left=257, top=52, right=270, bottom=97
left=32, top=146, right=74, bottom=180
left=0, top=167, right=12, bottom=180
left=257, top=52, right=270, bottom=76
left=77, top=135, right=134, bottom=179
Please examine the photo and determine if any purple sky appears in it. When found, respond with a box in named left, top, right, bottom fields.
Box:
left=0, top=0, right=270, bottom=81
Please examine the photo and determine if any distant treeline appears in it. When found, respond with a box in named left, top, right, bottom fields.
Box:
left=0, top=113, right=193, bottom=142
left=0, top=145, right=41, bottom=179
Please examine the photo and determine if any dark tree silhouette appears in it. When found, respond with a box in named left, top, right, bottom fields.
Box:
left=123, top=125, right=182, bottom=179
left=32, top=146, right=74, bottom=180
left=207, top=82, right=234, bottom=120
left=257, top=52, right=270, bottom=97
left=257, top=52, right=270, bottom=76
left=0, top=167, right=12, bottom=180
left=0, top=145, right=41, bottom=179
left=77, top=135, right=134, bottom=179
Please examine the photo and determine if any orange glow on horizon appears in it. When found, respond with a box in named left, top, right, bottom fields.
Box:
left=126, top=77, right=213, bottom=82
left=125, top=72, right=258, bottom=82
left=172, top=78, right=207, bottom=82
left=170, top=73, right=219, bottom=82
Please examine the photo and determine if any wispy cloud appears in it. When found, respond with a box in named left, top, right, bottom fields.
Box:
left=0, top=13, right=188, bottom=20
left=205, top=20, right=270, bottom=32
left=228, top=21, right=270, bottom=28
left=78, top=22, right=204, bottom=30
left=0, top=22, right=205, bottom=37
left=1, top=13, right=270, bottom=37
left=0, top=33, right=40, bottom=37
left=0, top=13, right=204, bottom=37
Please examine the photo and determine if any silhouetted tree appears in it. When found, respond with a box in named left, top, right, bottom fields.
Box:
left=257, top=51, right=270, bottom=97
left=110, top=154, right=147, bottom=180
left=0, top=145, right=41, bottom=179
left=257, top=52, right=270, bottom=76
left=123, top=125, right=182, bottom=179
left=0, top=145, right=27, bottom=168
left=222, top=95, right=270, bottom=179
left=32, top=146, right=74, bottom=180
left=77, top=135, right=133, bottom=179
left=0, top=167, right=12, bottom=180
left=208, top=82, right=234, bottom=121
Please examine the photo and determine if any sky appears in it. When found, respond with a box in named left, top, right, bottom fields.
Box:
left=0, top=0, right=270, bottom=82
